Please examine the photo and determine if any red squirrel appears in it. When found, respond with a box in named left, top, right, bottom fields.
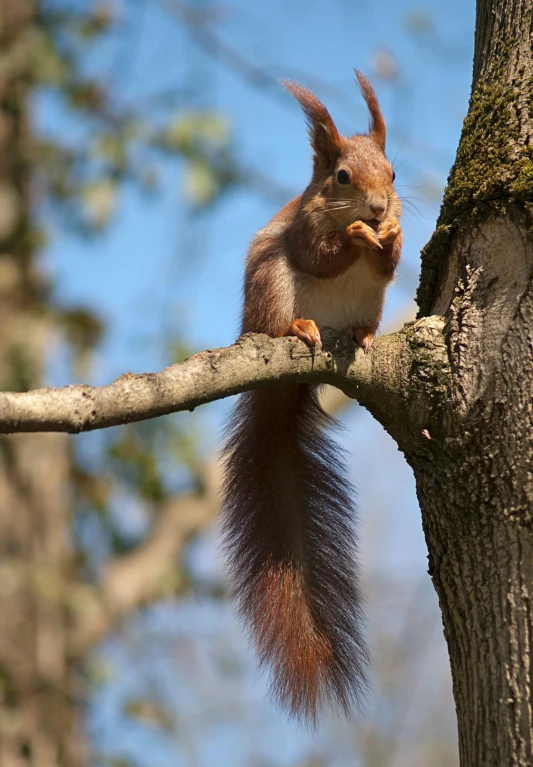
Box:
left=222, top=71, right=402, bottom=724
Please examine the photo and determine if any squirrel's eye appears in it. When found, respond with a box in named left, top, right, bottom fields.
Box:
left=392, top=170, right=396, bottom=181
left=336, top=169, right=350, bottom=185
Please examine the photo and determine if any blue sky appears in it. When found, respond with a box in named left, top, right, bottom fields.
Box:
left=39, top=0, right=475, bottom=764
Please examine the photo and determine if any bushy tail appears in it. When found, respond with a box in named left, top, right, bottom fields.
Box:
left=221, top=384, right=368, bottom=724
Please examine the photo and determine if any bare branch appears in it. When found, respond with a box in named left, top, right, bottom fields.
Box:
left=0, top=322, right=446, bottom=438
left=158, top=0, right=343, bottom=107
left=72, top=487, right=220, bottom=651
left=158, top=0, right=452, bottom=163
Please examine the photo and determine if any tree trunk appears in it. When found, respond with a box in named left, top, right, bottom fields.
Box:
left=410, top=0, right=533, bottom=763
left=0, top=3, right=84, bottom=765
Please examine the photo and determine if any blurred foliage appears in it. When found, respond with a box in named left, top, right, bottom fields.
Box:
left=125, top=697, right=174, bottom=731
left=405, top=9, right=434, bottom=35
left=35, top=4, right=240, bottom=234
left=28, top=1, right=234, bottom=583
left=157, top=111, right=238, bottom=206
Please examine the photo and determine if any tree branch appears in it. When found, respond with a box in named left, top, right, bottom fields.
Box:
left=68, top=314, right=446, bottom=651
left=0, top=322, right=447, bottom=442
left=72, top=488, right=221, bottom=652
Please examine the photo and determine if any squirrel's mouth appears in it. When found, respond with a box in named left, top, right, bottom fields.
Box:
left=363, top=218, right=381, bottom=230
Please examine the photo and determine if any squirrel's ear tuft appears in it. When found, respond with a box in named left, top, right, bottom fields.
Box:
left=354, top=70, right=386, bottom=150
left=282, top=80, right=341, bottom=165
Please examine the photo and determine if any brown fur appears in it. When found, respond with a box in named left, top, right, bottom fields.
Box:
left=282, top=81, right=341, bottom=170
left=222, top=386, right=368, bottom=723
left=222, top=71, right=402, bottom=723
left=355, top=70, right=387, bottom=150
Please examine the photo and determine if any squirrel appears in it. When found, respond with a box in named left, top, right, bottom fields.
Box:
left=221, top=71, right=402, bottom=724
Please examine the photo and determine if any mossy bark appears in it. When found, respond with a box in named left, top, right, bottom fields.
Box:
left=417, top=0, right=533, bottom=319
left=410, top=0, right=533, bottom=763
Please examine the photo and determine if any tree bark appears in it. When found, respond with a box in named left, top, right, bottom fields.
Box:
left=0, top=3, right=85, bottom=765
left=411, top=0, right=533, bottom=763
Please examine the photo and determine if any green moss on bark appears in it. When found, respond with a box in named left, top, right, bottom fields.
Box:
left=417, top=53, right=533, bottom=316
left=442, top=81, right=533, bottom=224
left=400, top=321, right=451, bottom=417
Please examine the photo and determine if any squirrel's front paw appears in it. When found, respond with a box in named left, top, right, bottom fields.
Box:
left=377, top=218, right=401, bottom=245
left=346, top=220, right=383, bottom=250
left=281, top=318, right=321, bottom=346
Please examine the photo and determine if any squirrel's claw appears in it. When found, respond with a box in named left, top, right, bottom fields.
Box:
left=351, top=326, right=375, bottom=353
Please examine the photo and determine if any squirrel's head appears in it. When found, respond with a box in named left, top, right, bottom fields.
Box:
left=283, top=71, right=398, bottom=225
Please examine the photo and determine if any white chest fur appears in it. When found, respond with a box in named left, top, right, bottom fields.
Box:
left=295, top=256, right=388, bottom=332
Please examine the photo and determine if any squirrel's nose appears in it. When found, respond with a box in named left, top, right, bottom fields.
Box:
left=370, top=202, right=386, bottom=217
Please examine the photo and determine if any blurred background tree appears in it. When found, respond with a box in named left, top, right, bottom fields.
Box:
left=0, top=0, right=472, bottom=765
